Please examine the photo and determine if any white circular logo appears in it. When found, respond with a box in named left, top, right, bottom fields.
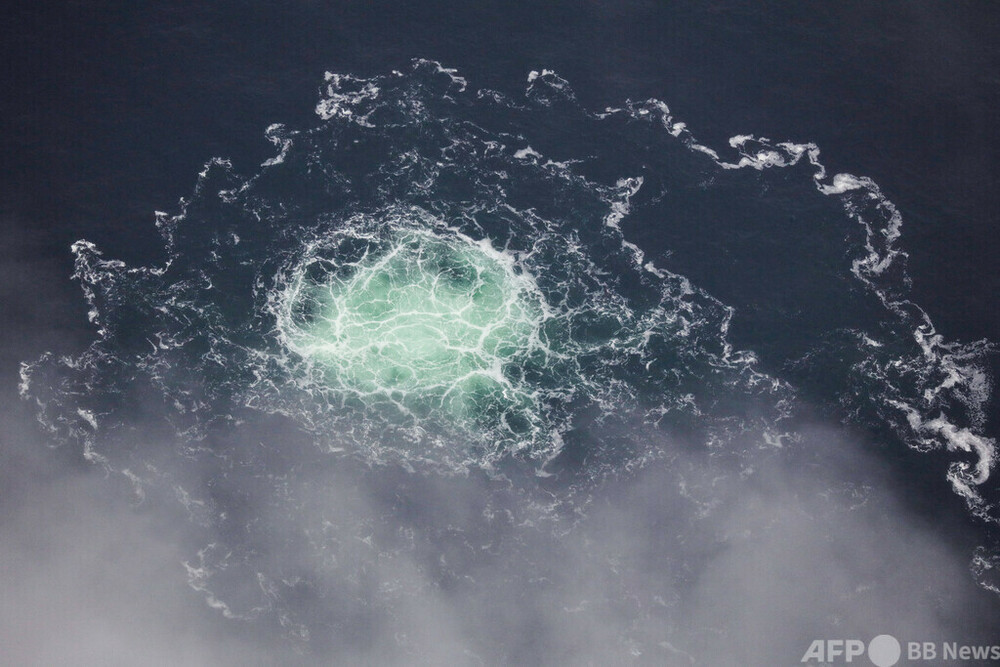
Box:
left=868, top=634, right=901, bottom=667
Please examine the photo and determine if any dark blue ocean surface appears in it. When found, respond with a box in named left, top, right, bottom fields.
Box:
left=4, top=2, right=1000, bottom=664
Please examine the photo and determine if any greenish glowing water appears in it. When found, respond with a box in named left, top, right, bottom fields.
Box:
left=281, top=228, right=547, bottom=434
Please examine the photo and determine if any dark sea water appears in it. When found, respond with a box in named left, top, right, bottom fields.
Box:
left=4, top=2, right=1000, bottom=664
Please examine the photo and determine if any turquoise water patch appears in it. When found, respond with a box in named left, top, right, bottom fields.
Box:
left=277, top=223, right=550, bottom=443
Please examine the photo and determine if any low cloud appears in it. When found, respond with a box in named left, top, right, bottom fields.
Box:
left=3, top=237, right=998, bottom=665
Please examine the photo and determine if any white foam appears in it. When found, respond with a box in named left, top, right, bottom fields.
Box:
left=315, top=72, right=380, bottom=125
left=971, top=547, right=1000, bottom=595
left=819, top=173, right=866, bottom=195
left=76, top=408, right=98, bottom=430
left=414, top=58, right=468, bottom=92
left=621, top=99, right=997, bottom=519
left=261, top=123, right=293, bottom=167
left=525, top=69, right=574, bottom=105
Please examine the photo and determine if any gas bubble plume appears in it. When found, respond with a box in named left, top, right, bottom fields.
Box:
left=19, top=60, right=1000, bottom=655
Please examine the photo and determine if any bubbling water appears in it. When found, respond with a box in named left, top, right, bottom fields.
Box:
left=275, top=217, right=551, bottom=448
